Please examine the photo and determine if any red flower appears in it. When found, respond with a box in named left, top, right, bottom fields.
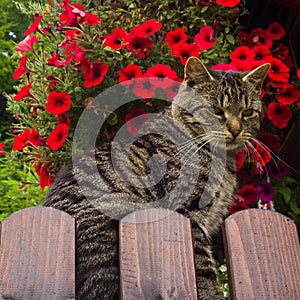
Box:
left=84, top=12, right=101, bottom=26
left=266, top=102, right=292, bottom=129
left=257, top=132, right=281, bottom=152
left=125, top=108, right=151, bottom=136
left=125, top=35, right=154, bottom=58
left=34, top=162, right=51, bottom=191
left=165, top=80, right=181, bottom=99
left=236, top=184, right=257, bottom=205
left=276, top=84, right=300, bottom=105
left=133, top=20, right=162, bottom=38
left=210, top=63, right=238, bottom=71
left=119, top=64, right=143, bottom=83
left=252, top=45, right=272, bottom=61
left=165, top=28, right=188, bottom=48
left=171, top=42, right=200, bottom=65
left=14, top=81, right=33, bottom=101
left=297, top=69, right=300, bottom=79
left=81, top=59, right=109, bottom=88
left=13, top=128, right=31, bottom=150
left=104, top=28, right=128, bottom=50
left=194, top=26, right=216, bottom=50
left=58, top=113, right=70, bottom=125
left=46, top=123, right=69, bottom=150
left=13, top=56, right=30, bottom=80
left=24, top=15, right=43, bottom=36
left=273, top=43, right=294, bottom=68
left=144, top=64, right=177, bottom=88
left=266, top=57, right=290, bottom=83
left=248, top=28, right=273, bottom=49
left=29, top=126, right=42, bottom=147
left=59, top=1, right=85, bottom=27
left=230, top=46, right=255, bottom=63
left=266, top=22, right=285, bottom=40
left=236, top=151, right=245, bottom=171
left=0, top=143, right=6, bottom=156
left=46, top=91, right=72, bottom=115
left=229, top=201, right=249, bottom=214
left=47, top=52, right=74, bottom=68
left=216, top=0, right=240, bottom=7
left=249, top=140, right=271, bottom=167
left=17, top=35, right=38, bottom=53
left=131, top=77, right=156, bottom=98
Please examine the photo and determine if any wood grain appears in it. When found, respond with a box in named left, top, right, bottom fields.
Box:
left=224, top=208, right=300, bottom=300
left=0, top=207, right=75, bottom=300
left=119, top=208, right=197, bottom=300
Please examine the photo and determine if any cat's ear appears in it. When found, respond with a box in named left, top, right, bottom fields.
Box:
left=242, top=63, right=271, bottom=86
left=184, top=57, right=214, bottom=85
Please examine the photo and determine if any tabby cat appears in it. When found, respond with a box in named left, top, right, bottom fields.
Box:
left=43, top=57, right=270, bottom=299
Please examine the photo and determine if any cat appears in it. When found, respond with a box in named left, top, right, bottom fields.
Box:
left=43, top=57, right=270, bottom=299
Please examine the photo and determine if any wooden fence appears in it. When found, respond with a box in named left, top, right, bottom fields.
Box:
left=0, top=207, right=299, bottom=299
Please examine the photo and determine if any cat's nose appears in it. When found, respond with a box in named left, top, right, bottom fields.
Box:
left=226, top=118, right=242, bottom=139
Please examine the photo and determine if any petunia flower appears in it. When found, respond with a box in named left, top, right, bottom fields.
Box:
left=125, top=108, right=151, bottom=136
left=17, top=35, right=39, bottom=53
left=257, top=132, right=281, bottom=153
left=267, top=162, right=291, bottom=180
left=119, top=64, right=143, bottom=83
left=216, top=0, right=240, bottom=7
left=84, top=12, right=101, bottom=26
left=104, top=28, right=128, bottom=50
left=194, top=26, right=216, bottom=50
left=46, top=123, right=69, bottom=150
left=13, top=56, right=30, bottom=80
left=13, top=128, right=31, bottom=150
left=14, top=81, right=33, bottom=101
left=256, top=181, right=275, bottom=202
left=33, top=161, right=51, bottom=191
left=236, top=151, right=245, bottom=172
left=133, top=20, right=162, bottom=38
left=81, top=59, right=109, bottom=88
left=125, top=35, right=154, bottom=58
left=47, top=52, right=74, bottom=68
left=266, top=22, right=285, bottom=40
left=276, top=84, right=300, bottom=105
left=266, top=57, right=290, bottom=83
left=144, top=64, right=177, bottom=88
left=131, top=77, right=156, bottom=98
left=236, top=184, right=257, bottom=205
left=248, top=28, right=273, bottom=49
left=266, top=102, right=292, bottom=129
left=0, top=143, right=6, bottom=156
left=249, top=140, right=271, bottom=167
left=230, top=46, right=256, bottom=64
left=165, top=28, right=188, bottom=48
left=210, top=63, right=238, bottom=71
left=24, top=14, right=43, bottom=36
left=29, top=126, right=42, bottom=147
left=46, top=91, right=72, bottom=115
left=171, top=42, right=200, bottom=65
left=273, top=43, right=294, bottom=68
left=252, top=45, right=272, bottom=62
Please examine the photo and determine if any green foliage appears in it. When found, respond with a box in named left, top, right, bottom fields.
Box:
left=0, top=0, right=30, bottom=138
left=273, top=176, right=300, bottom=235
left=0, top=155, right=45, bottom=221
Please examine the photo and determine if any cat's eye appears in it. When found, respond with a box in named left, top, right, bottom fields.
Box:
left=242, top=109, right=254, bottom=117
left=213, top=107, right=224, bottom=116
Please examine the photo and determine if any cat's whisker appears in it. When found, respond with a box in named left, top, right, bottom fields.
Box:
left=246, top=141, right=270, bottom=178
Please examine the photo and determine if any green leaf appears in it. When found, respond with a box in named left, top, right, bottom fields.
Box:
left=278, top=187, right=292, bottom=203
left=226, top=35, right=235, bottom=44
left=225, top=27, right=230, bottom=34
left=201, top=6, right=209, bottom=13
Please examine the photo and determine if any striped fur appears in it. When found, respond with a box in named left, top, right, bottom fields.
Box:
left=43, top=58, right=270, bottom=299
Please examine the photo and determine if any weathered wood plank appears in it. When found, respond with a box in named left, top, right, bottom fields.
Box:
left=224, top=208, right=300, bottom=300
left=0, top=207, right=75, bottom=300
left=119, top=208, right=197, bottom=300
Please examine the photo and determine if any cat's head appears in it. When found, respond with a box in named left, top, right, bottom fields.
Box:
left=173, top=57, right=270, bottom=152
